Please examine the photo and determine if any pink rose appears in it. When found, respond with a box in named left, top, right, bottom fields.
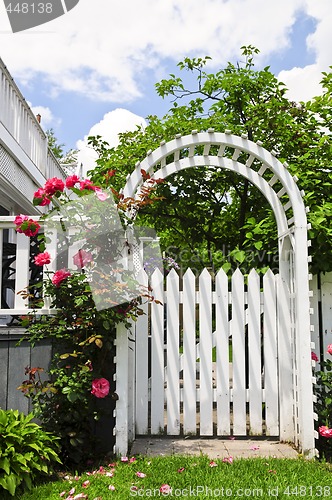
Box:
left=311, top=351, right=319, bottom=362
left=34, top=252, right=51, bottom=266
left=73, top=249, right=93, bottom=268
left=95, top=187, right=109, bottom=201
left=79, top=179, right=96, bottom=191
left=44, top=177, right=65, bottom=196
left=14, top=214, right=27, bottom=227
left=65, top=175, right=80, bottom=188
left=15, top=215, right=41, bottom=237
left=33, top=187, right=51, bottom=206
left=91, top=378, right=110, bottom=398
left=319, top=426, right=332, bottom=438
left=327, top=345, right=332, bottom=355
left=52, top=269, right=71, bottom=287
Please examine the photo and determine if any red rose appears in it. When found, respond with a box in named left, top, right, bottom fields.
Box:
left=33, top=187, right=51, bottom=206
left=327, top=344, right=332, bottom=356
left=65, top=175, right=80, bottom=188
left=91, top=378, right=110, bottom=398
left=311, top=351, right=319, bottom=362
left=73, top=249, right=93, bottom=268
left=44, top=177, right=65, bottom=196
left=319, top=426, right=332, bottom=438
left=34, top=252, right=51, bottom=266
left=52, top=269, right=71, bottom=287
left=15, top=215, right=41, bottom=237
left=79, top=179, right=96, bottom=191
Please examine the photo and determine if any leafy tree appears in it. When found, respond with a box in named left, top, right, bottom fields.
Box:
left=46, top=128, right=78, bottom=169
left=89, top=46, right=332, bottom=275
left=46, top=128, right=65, bottom=159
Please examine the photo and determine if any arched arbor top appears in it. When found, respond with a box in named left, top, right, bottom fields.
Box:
left=123, top=130, right=308, bottom=238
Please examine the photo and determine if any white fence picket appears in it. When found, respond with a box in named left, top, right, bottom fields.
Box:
left=248, top=269, right=262, bottom=435
left=263, top=269, right=279, bottom=435
left=215, top=268, right=230, bottom=435
left=135, top=270, right=149, bottom=434
left=276, top=275, right=294, bottom=443
left=150, top=269, right=165, bottom=434
left=231, top=268, right=246, bottom=435
left=128, top=317, right=136, bottom=443
left=114, top=323, right=129, bottom=456
left=182, top=269, right=196, bottom=435
left=199, top=268, right=213, bottom=435
left=166, top=269, right=180, bottom=434
left=310, top=274, right=319, bottom=366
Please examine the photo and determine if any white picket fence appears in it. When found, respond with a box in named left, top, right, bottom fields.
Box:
left=129, top=267, right=294, bottom=441
left=0, top=221, right=320, bottom=455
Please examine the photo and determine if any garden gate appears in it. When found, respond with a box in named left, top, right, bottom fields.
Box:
left=114, top=130, right=316, bottom=458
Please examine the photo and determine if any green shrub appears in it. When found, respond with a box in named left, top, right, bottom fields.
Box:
left=0, top=408, right=61, bottom=497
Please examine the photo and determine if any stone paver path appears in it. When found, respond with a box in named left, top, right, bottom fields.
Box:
left=130, top=437, right=299, bottom=459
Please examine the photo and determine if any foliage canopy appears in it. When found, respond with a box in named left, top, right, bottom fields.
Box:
left=89, top=46, right=332, bottom=274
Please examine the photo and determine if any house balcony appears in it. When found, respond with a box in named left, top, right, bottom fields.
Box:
left=0, top=57, right=66, bottom=215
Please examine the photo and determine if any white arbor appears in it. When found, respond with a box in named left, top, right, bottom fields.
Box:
left=114, top=130, right=315, bottom=457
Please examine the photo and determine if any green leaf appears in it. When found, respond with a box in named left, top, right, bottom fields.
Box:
left=2, top=473, right=17, bottom=496
left=0, top=457, right=10, bottom=475
left=67, top=392, right=78, bottom=403
left=0, top=410, right=8, bottom=427
left=254, top=241, right=263, bottom=250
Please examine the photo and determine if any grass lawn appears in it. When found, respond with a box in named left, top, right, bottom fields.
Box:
left=17, top=455, right=332, bottom=499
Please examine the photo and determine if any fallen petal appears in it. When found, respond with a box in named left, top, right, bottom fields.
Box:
left=160, top=484, right=172, bottom=494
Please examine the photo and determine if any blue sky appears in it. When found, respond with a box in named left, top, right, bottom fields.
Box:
left=0, top=0, right=330, bottom=171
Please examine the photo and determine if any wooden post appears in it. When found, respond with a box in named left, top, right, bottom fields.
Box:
left=114, top=323, right=129, bottom=456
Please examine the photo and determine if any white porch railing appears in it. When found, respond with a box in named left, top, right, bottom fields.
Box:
left=0, top=217, right=53, bottom=316
left=0, top=57, right=66, bottom=181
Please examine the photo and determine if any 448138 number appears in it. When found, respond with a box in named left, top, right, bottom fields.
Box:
left=283, top=485, right=331, bottom=496
left=6, top=3, right=53, bottom=14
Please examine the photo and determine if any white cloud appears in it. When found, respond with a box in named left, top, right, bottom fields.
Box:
left=0, top=0, right=325, bottom=103
left=278, top=65, right=321, bottom=102
left=77, top=108, right=146, bottom=175
left=277, top=0, right=332, bottom=101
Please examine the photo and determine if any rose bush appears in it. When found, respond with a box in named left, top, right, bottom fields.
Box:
left=314, top=346, right=332, bottom=460
left=17, top=173, right=161, bottom=468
